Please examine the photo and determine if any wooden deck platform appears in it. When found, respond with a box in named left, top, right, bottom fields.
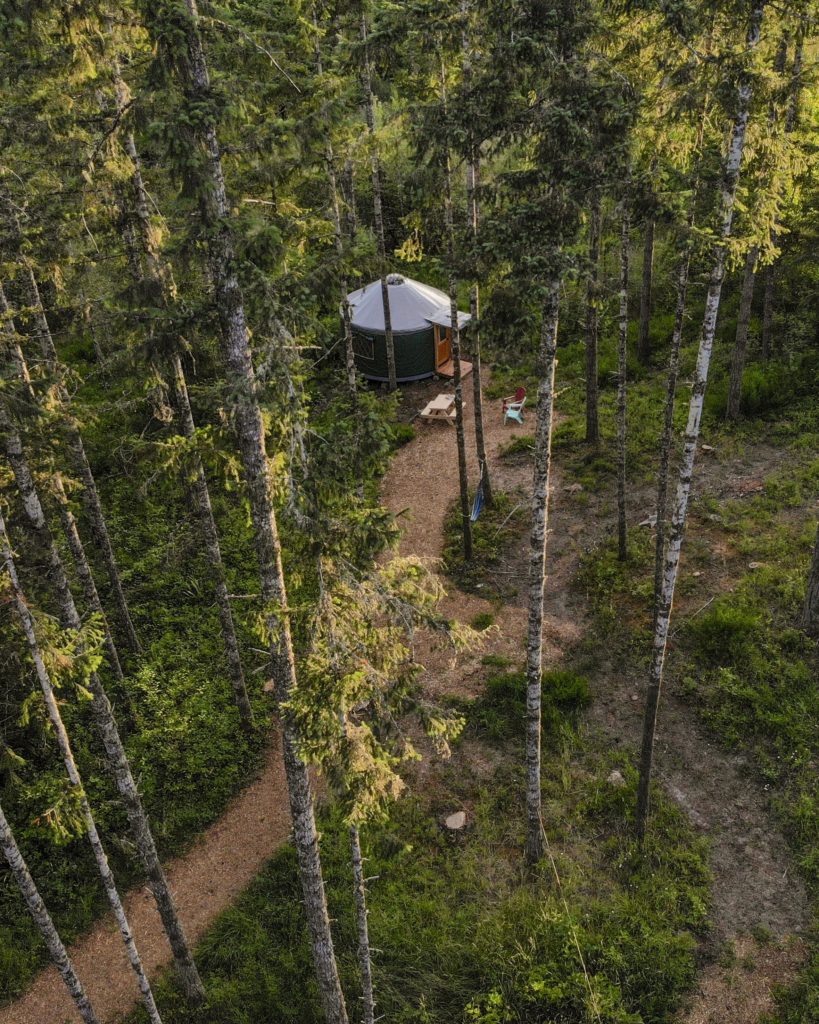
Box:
left=435, top=358, right=473, bottom=380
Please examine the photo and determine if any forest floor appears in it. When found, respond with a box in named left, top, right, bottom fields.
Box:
left=383, top=373, right=810, bottom=1024
left=3, top=372, right=810, bottom=1024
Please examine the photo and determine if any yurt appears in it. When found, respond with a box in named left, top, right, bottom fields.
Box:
left=347, top=274, right=471, bottom=383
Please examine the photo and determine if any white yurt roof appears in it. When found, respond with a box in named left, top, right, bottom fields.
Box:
left=347, top=275, right=471, bottom=333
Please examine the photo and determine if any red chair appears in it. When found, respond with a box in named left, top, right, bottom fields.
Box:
left=502, top=387, right=526, bottom=414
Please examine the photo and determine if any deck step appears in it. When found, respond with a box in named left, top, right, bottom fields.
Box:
left=436, top=358, right=473, bottom=380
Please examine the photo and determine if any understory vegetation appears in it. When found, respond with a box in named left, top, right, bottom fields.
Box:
left=128, top=682, right=710, bottom=1024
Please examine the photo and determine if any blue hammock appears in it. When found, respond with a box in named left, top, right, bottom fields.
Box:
left=470, top=463, right=486, bottom=522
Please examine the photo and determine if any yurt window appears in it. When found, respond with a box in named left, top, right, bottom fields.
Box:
left=353, top=334, right=375, bottom=361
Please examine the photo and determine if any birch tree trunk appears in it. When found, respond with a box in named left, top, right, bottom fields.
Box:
left=0, top=412, right=206, bottom=1003
left=761, top=27, right=802, bottom=361
left=342, top=159, right=358, bottom=242
left=440, top=60, right=473, bottom=561
left=617, top=203, right=630, bottom=562
left=524, top=278, right=560, bottom=866
left=636, top=0, right=764, bottom=838
left=637, top=219, right=654, bottom=364
left=0, top=800, right=101, bottom=1024
left=360, top=13, right=396, bottom=391
left=652, top=235, right=694, bottom=622
left=466, top=149, right=492, bottom=507
left=727, top=245, right=758, bottom=419
left=1, top=301, right=126, bottom=692
left=113, top=91, right=253, bottom=734
left=313, top=13, right=362, bottom=495
left=461, top=8, right=492, bottom=505
left=171, top=355, right=254, bottom=733
left=0, top=510, right=163, bottom=1024
left=53, top=472, right=126, bottom=684
left=800, top=523, right=819, bottom=637
left=350, top=825, right=375, bottom=1024
left=177, top=4, right=349, bottom=1019
left=584, top=191, right=601, bottom=446
left=18, top=263, right=141, bottom=654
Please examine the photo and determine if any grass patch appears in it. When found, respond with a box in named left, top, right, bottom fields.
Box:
left=443, top=490, right=528, bottom=600
left=128, top=715, right=710, bottom=1024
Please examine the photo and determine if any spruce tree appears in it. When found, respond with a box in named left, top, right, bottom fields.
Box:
left=0, top=509, right=164, bottom=1024
left=141, top=2, right=349, bottom=1018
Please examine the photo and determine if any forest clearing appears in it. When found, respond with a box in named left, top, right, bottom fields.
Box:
left=0, top=2, right=817, bottom=1024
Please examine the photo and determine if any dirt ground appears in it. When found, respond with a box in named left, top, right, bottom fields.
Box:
left=384, top=374, right=810, bottom=1024
left=3, top=371, right=809, bottom=1023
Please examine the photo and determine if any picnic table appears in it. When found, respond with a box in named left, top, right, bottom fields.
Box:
left=419, top=393, right=457, bottom=425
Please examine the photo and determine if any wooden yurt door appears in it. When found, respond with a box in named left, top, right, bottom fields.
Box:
left=434, top=326, right=451, bottom=369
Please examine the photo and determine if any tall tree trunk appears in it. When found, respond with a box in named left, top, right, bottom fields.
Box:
left=584, top=191, right=601, bottom=445
left=636, top=0, right=764, bottom=839
left=0, top=800, right=101, bottom=1024
left=313, top=13, right=362, bottom=493
left=18, top=262, right=142, bottom=654
left=617, top=202, right=630, bottom=562
left=637, top=219, right=654, bottom=365
left=113, top=91, right=254, bottom=734
left=461, top=8, right=492, bottom=505
left=360, top=13, right=396, bottom=392
left=171, top=354, right=255, bottom=733
left=440, top=60, right=473, bottom=561
left=0, top=409, right=206, bottom=1003
left=53, top=472, right=128, bottom=678
left=652, top=233, right=694, bottom=624
left=341, top=159, right=358, bottom=242
left=727, top=245, right=758, bottom=419
left=350, top=825, right=375, bottom=1024
left=466, top=150, right=492, bottom=507
left=0, top=511, right=164, bottom=1024
left=761, top=28, right=801, bottom=362
left=760, top=263, right=775, bottom=361
left=524, top=278, right=560, bottom=866
left=3, top=299, right=132, bottom=715
left=800, top=523, right=819, bottom=637
left=176, top=4, right=349, bottom=1019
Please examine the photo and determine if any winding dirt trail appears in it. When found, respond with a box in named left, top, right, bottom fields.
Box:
left=3, top=374, right=808, bottom=1023
left=1, top=735, right=291, bottom=1024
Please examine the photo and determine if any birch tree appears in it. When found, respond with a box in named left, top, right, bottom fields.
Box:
left=636, top=0, right=766, bottom=838
left=439, top=58, right=473, bottom=561
left=616, top=198, right=630, bottom=562
left=0, top=509, right=164, bottom=1024
left=144, top=2, right=349, bottom=1017
left=584, top=190, right=602, bottom=446
left=110, top=69, right=254, bottom=733
left=636, top=217, right=654, bottom=365
left=800, top=523, right=819, bottom=637
left=0, top=800, right=100, bottom=1024
left=461, top=1, right=492, bottom=503
left=360, top=10, right=397, bottom=392
left=10, top=243, right=142, bottom=655
left=524, top=278, right=559, bottom=865
left=0, top=396, right=205, bottom=1002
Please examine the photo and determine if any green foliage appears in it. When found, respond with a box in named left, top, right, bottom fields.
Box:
left=127, top=736, right=710, bottom=1024
left=468, top=669, right=591, bottom=743
left=442, top=491, right=528, bottom=599
left=471, top=612, right=495, bottom=631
